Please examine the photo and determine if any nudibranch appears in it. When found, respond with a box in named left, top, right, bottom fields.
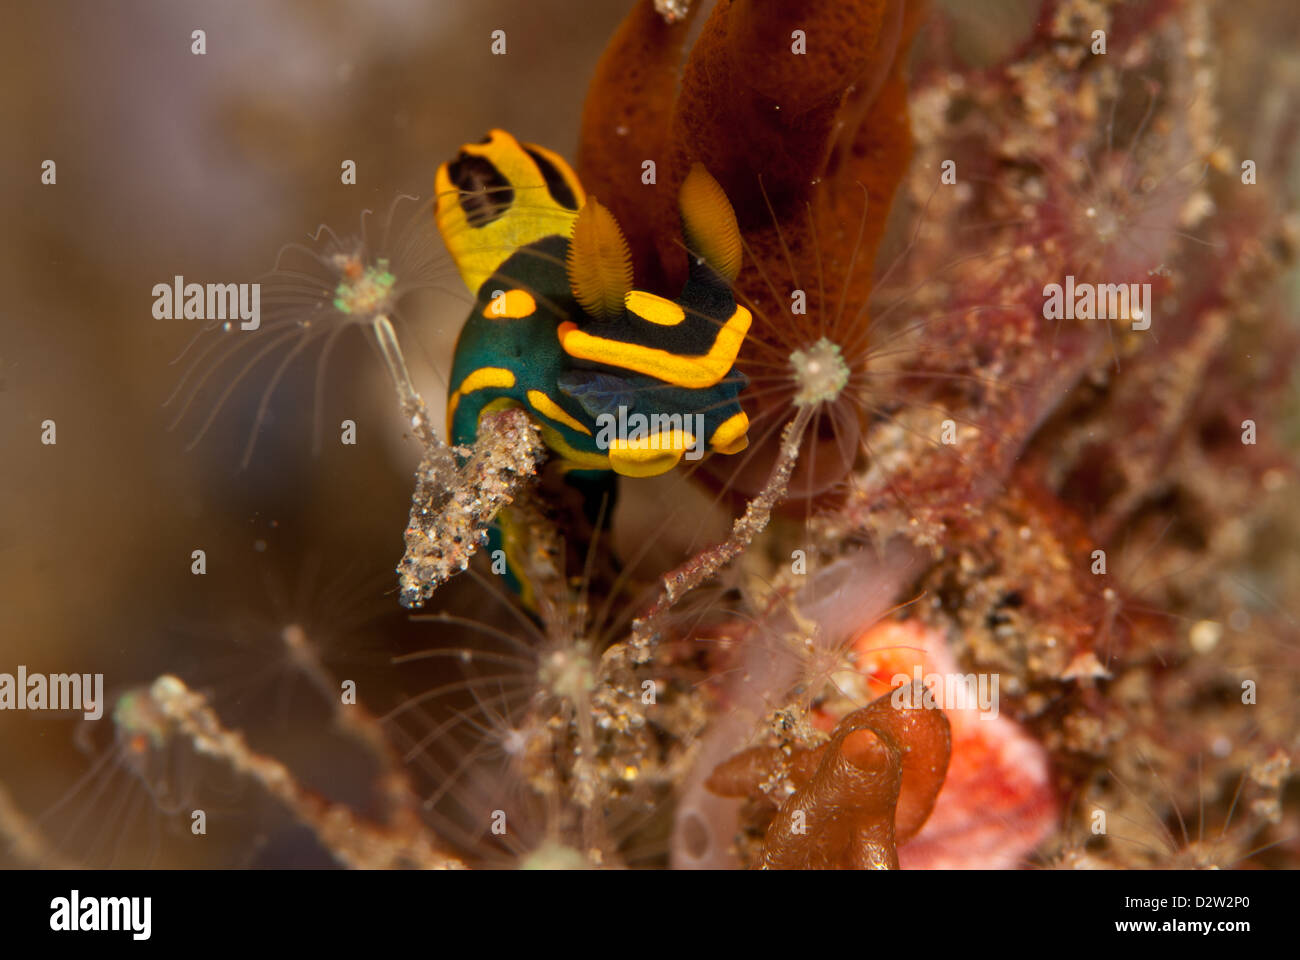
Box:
left=433, top=128, right=752, bottom=599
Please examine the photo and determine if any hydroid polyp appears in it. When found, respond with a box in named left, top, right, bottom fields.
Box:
left=165, top=193, right=450, bottom=469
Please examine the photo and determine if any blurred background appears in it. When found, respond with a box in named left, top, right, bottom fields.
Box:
left=2, top=0, right=1298, bottom=869
left=0, top=0, right=635, bottom=867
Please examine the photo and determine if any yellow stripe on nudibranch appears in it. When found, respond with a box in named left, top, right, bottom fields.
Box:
left=446, top=367, right=518, bottom=430
left=607, top=430, right=697, bottom=478
left=538, top=425, right=611, bottom=470
left=483, top=289, right=537, bottom=318
left=493, top=508, right=536, bottom=611
left=526, top=390, right=591, bottom=435
left=710, top=411, right=750, bottom=454
left=624, top=290, right=685, bottom=326
left=456, top=367, right=517, bottom=394
left=556, top=305, right=751, bottom=389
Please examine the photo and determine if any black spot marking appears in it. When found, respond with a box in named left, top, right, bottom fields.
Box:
left=450, top=153, right=513, bottom=227
left=998, top=590, right=1024, bottom=609
left=524, top=146, right=578, bottom=210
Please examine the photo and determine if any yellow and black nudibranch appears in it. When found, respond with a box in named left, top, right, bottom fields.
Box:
left=437, top=128, right=751, bottom=480
left=433, top=129, right=752, bottom=600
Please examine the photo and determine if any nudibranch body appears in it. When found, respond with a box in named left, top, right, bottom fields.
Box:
left=433, top=130, right=753, bottom=602
left=436, top=129, right=751, bottom=480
